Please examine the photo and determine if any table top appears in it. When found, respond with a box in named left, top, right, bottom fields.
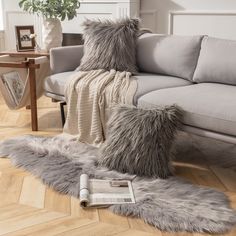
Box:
left=0, top=49, right=49, bottom=58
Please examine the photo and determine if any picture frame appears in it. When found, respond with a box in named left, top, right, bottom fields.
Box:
left=15, top=25, right=35, bottom=51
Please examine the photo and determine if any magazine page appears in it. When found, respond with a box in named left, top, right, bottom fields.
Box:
left=1, top=71, right=25, bottom=105
left=1, top=79, right=17, bottom=106
left=79, top=174, right=135, bottom=208
left=80, top=174, right=90, bottom=207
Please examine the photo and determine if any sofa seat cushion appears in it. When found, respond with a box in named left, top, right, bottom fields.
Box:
left=44, top=72, right=192, bottom=103
left=138, top=83, right=236, bottom=137
left=133, top=73, right=192, bottom=104
left=44, top=71, right=76, bottom=96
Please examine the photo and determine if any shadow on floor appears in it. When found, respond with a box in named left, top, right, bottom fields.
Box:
left=174, top=132, right=236, bottom=170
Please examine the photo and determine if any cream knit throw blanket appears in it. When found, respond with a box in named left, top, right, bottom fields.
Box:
left=64, top=69, right=137, bottom=147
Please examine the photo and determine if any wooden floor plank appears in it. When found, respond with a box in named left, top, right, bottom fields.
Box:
left=174, top=166, right=199, bottom=184
left=210, top=166, right=236, bottom=191
left=190, top=167, right=227, bottom=191
left=3, top=216, right=95, bottom=236
left=0, top=204, right=38, bottom=221
left=44, top=187, right=71, bottom=214
left=192, top=233, right=214, bottom=236
left=0, top=158, right=12, bottom=170
left=98, top=208, right=130, bottom=227
left=55, top=222, right=128, bottom=236
left=224, top=227, right=236, bottom=236
left=162, top=233, right=196, bottom=236
left=128, top=218, right=162, bottom=235
left=0, top=173, right=24, bottom=203
left=113, top=229, right=157, bottom=236
left=19, top=176, right=46, bottom=209
left=0, top=209, right=67, bottom=235
left=70, top=196, right=99, bottom=221
left=0, top=163, right=29, bottom=177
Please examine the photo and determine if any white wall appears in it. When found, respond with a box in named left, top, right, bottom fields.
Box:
left=2, top=0, right=140, bottom=49
left=0, top=0, right=4, bottom=50
left=2, top=0, right=236, bottom=50
left=2, top=0, right=35, bottom=49
left=0, top=0, right=3, bottom=30
left=140, top=0, right=236, bottom=39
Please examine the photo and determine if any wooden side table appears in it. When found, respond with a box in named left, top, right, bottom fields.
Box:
left=0, top=50, right=49, bottom=131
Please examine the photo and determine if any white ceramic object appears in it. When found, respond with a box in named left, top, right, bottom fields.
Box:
left=42, top=18, right=62, bottom=51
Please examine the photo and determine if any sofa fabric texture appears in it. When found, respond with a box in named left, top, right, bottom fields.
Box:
left=193, top=36, right=236, bottom=85
left=50, top=45, right=84, bottom=74
left=133, top=73, right=192, bottom=104
left=44, top=71, right=75, bottom=96
left=138, top=83, right=236, bottom=137
left=78, top=18, right=140, bottom=74
left=99, top=104, right=183, bottom=178
left=137, top=33, right=203, bottom=81
left=44, top=72, right=192, bottom=104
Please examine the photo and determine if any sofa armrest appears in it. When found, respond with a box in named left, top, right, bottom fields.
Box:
left=50, top=45, right=84, bottom=74
left=34, top=56, right=49, bottom=65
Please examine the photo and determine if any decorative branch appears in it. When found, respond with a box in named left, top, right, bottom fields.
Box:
left=19, top=0, right=80, bottom=21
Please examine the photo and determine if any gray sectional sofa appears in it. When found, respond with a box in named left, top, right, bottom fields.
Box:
left=44, top=33, right=236, bottom=144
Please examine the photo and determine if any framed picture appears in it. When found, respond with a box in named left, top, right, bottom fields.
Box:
left=15, top=25, right=35, bottom=51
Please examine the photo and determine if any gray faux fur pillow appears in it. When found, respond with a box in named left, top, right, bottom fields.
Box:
left=99, top=105, right=183, bottom=178
left=78, top=18, right=140, bottom=74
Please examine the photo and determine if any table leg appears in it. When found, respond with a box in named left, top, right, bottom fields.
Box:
left=28, top=59, right=38, bottom=131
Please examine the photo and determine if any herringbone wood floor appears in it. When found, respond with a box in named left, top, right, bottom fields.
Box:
left=0, top=93, right=236, bottom=236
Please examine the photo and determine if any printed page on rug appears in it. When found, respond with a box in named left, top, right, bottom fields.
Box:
left=79, top=174, right=135, bottom=208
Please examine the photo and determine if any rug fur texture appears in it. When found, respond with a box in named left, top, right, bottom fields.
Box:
left=0, top=134, right=236, bottom=234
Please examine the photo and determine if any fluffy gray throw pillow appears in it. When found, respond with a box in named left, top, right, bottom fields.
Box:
left=78, top=18, right=140, bottom=74
left=99, top=105, right=183, bottom=178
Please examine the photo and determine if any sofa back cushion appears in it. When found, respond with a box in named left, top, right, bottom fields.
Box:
left=137, top=33, right=203, bottom=81
left=193, top=36, right=236, bottom=85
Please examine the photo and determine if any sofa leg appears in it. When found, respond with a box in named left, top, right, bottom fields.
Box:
left=60, top=102, right=66, bottom=127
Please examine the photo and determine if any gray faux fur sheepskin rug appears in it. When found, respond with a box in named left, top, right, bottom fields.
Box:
left=0, top=134, right=236, bottom=234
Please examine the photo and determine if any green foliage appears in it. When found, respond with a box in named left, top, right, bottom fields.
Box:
left=19, top=0, right=80, bottom=21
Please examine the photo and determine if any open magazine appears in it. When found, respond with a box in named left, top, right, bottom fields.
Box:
left=1, top=71, right=25, bottom=106
left=79, top=174, right=135, bottom=208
